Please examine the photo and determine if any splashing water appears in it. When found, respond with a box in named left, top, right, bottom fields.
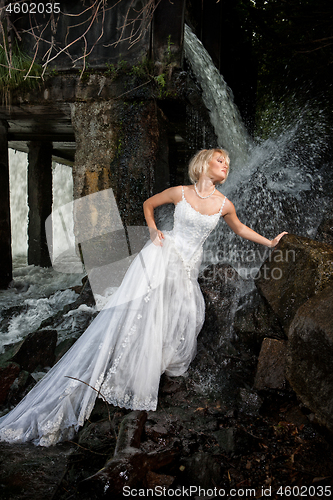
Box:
left=204, top=102, right=331, bottom=276
left=1, top=153, right=86, bottom=352
left=9, top=149, right=28, bottom=257
left=184, top=25, right=331, bottom=274
left=184, top=24, right=251, bottom=167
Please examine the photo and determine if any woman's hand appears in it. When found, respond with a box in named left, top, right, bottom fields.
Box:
left=270, top=231, right=288, bottom=248
left=149, top=227, right=165, bottom=246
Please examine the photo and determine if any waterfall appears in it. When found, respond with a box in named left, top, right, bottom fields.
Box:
left=184, top=24, right=250, bottom=167
left=9, top=150, right=74, bottom=262
left=9, top=149, right=28, bottom=259
left=184, top=25, right=331, bottom=275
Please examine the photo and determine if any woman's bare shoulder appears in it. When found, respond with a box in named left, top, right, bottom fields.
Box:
left=221, top=197, right=235, bottom=216
left=169, top=185, right=185, bottom=203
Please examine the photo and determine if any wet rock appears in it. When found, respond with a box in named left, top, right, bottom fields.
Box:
left=198, top=264, right=243, bottom=352
left=213, top=427, right=237, bottom=454
left=84, top=409, right=179, bottom=497
left=12, top=329, right=57, bottom=372
left=254, top=338, right=288, bottom=391
left=114, top=410, right=147, bottom=453
left=54, top=338, right=77, bottom=364
left=0, top=341, right=23, bottom=367
left=315, top=217, right=333, bottom=245
left=234, top=288, right=285, bottom=352
left=195, top=263, right=259, bottom=398
left=6, top=370, right=35, bottom=406
left=286, top=283, right=333, bottom=433
left=213, top=427, right=259, bottom=455
left=255, top=234, right=333, bottom=332
left=0, top=442, right=75, bottom=500
left=88, top=442, right=179, bottom=497
left=237, top=388, right=263, bottom=416
left=179, top=452, right=222, bottom=488
left=145, top=470, right=175, bottom=489
left=72, top=276, right=96, bottom=308
left=145, top=423, right=169, bottom=442
left=0, top=363, right=20, bottom=405
left=78, top=419, right=116, bottom=454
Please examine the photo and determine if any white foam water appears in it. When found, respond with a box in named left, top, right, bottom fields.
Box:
left=0, top=261, right=87, bottom=353
left=1, top=154, right=86, bottom=352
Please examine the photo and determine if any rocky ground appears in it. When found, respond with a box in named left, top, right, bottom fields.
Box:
left=1, top=371, right=332, bottom=500
left=1, top=233, right=333, bottom=499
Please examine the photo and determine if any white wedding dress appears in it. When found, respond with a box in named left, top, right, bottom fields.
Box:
left=0, top=187, right=226, bottom=446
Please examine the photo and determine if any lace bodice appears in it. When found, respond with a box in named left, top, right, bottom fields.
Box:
left=169, top=187, right=226, bottom=274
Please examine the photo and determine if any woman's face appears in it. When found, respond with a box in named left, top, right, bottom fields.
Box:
left=207, top=152, right=229, bottom=182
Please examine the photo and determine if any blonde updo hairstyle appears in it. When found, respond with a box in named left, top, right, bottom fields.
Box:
left=188, top=148, right=230, bottom=185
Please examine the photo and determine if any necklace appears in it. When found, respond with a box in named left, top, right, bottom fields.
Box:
left=194, top=182, right=216, bottom=199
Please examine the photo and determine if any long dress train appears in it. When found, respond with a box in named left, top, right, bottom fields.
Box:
left=0, top=187, right=226, bottom=446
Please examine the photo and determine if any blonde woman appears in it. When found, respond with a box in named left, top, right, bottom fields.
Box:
left=0, top=149, right=287, bottom=446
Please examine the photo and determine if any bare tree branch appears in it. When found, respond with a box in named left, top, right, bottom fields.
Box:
left=0, top=0, right=161, bottom=80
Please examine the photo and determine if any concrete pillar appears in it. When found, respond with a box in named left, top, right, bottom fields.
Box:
left=71, top=99, right=168, bottom=228
left=0, top=120, right=13, bottom=288
left=27, top=141, right=53, bottom=267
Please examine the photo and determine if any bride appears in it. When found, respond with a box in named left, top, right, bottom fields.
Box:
left=0, top=148, right=287, bottom=446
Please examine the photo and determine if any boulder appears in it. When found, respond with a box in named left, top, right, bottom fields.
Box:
left=0, top=363, right=20, bottom=405
left=315, top=217, right=333, bottom=246
left=255, top=234, right=333, bottom=332
left=179, top=452, right=222, bottom=488
left=12, top=329, right=57, bottom=372
left=254, top=338, right=288, bottom=391
left=198, top=263, right=244, bottom=356
left=233, top=289, right=285, bottom=352
left=0, top=441, right=75, bottom=500
left=286, top=283, right=333, bottom=433
left=194, top=263, right=261, bottom=402
left=6, top=370, right=34, bottom=406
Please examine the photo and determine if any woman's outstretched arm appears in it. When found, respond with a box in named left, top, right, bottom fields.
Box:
left=223, top=199, right=287, bottom=248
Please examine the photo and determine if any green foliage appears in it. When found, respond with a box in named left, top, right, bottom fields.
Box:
left=48, top=68, right=59, bottom=77
left=0, top=40, right=43, bottom=95
left=154, top=73, right=166, bottom=88
left=130, top=57, right=154, bottom=79
left=118, top=59, right=128, bottom=72
left=166, top=34, right=174, bottom=61
left=154, top=73, right=172, bottom=98
left=105, top=62, right=117, bottom=79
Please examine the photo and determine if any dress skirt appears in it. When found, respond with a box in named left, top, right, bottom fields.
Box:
left=0, top=233, right=205, bottom=446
